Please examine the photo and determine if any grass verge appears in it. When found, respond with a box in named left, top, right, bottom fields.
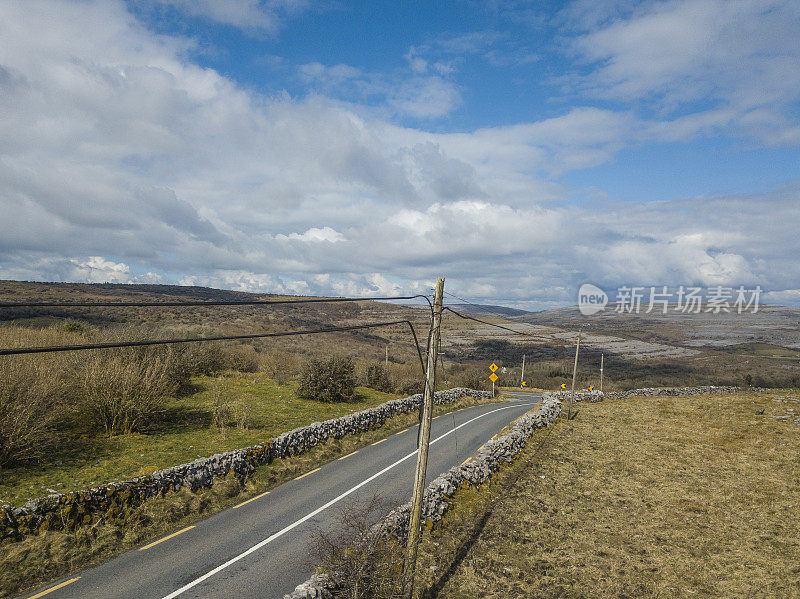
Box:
left=415, top=391, right=800, bottom=598
left=0, top=373, right=400, bottom=506
left=0, top=391, right=500, bottom=598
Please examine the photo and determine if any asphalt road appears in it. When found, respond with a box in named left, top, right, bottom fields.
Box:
left=21, top=392, right=540, bottom=599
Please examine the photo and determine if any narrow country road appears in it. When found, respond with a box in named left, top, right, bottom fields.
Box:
left=21, top=393, right=541, bottom=599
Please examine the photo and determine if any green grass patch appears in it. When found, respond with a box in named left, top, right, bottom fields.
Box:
left=727, top=342, right=800, bottom=362
left=0, top=373, right=398, bottom=506
left=0, top=391, right=499, bottom=598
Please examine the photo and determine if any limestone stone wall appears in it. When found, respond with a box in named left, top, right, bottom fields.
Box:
left=285, top=393, right=562, bottom=599
left=0, top=388, right=491, bottom=543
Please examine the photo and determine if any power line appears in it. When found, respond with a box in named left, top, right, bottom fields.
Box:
left=442, top=290, right=487, bottom=310
left=0, top=294, right=433, bottom=310
left=442, top=306, right=538, bottom=338
left=0, top=319, right=428, bottom=375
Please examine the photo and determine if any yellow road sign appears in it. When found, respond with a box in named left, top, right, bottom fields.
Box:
left=589, top=385, right=594, bottom=391
left=560, top=383, right=567, bottom=389
left=489, top=373, right=498, bottom=382
left=489, top=363, right=498, bottom=372
left=521, top=381, right=527, bottom=387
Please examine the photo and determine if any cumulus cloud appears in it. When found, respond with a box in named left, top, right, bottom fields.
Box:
left=567, top=0, right=800, bottom=144
left=0, top=1, right=798, bottom=310
left=279, top=227, right=346, bottom=243
left=144, top=0, right=310, bottom=35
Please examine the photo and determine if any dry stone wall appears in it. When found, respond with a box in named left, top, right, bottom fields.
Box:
left=0, top=388, right=491, bottom=543
left=285, top=393, right=562, bottom=599
left=550, top=385, right=742, bottom=404
left=285, top=384, right=749, bottom=598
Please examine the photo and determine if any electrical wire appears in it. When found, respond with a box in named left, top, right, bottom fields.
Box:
left=0, top=294, right=433, bottom=311
left=0, top=319, right=429, bottom=376
left=442, top=306, right=539, bottom=338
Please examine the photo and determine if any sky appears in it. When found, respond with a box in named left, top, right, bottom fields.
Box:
left=1, top=0, right=799, bottom=310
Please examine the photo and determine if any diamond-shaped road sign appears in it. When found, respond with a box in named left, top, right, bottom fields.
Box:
left=489, top=373, right=498, bottom=382
left=489, top=363, right=498, bottom=372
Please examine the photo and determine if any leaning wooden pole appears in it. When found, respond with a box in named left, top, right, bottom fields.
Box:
left=568, top=330, right=582, bottom=418
left=402, top=277, right=444, bottom=598
left=600, top=352, right=604, bottom=393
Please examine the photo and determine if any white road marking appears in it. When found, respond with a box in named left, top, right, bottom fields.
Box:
left=160, top=402, right=533, bottom=599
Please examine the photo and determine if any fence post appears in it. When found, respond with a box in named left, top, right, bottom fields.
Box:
left=402, top=277, right=444, bottom=598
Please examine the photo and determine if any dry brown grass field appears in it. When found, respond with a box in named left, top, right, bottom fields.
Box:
left=415, top=391, right=800, bottom=598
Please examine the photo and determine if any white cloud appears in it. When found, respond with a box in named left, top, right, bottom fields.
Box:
left=146, top=0, right=310, bottom=34
left=280, top=227, right=346, bottom=243
left=388, top=76, right=462, bottom=120
left=568, top=0, right=800, bottom=144
left=0, top=1, right=798, bottom=309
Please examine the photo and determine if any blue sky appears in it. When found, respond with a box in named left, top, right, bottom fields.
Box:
left=1, top=0, right=799, bottom=308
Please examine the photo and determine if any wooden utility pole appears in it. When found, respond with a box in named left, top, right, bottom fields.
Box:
left=386, top=344, right=389, bottom=369
left=520, top=354, right=526, bottom=387
left=568, top=330, right=582, bottom=418
left=402, top=277, right=444, bottom=598
left=599, top=353, right=604, bottom=393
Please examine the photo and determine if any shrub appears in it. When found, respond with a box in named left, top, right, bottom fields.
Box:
left=395, top=377, right=424, bottom=396
left=81, top=345, right=180, bottom=435
left=364, top=363, right=393, bottom=393
left=311, top=494, right=404, bottom=598
left=260, top=349, right=300, bottom=385
left=209, top=382, right=250, bottom=434
left=0, top=326, right=85, bottom=467
left=0, top=357, right=68, bottom=467
left=176, top=343, right=230, bottom=377
left=225, top=344, right=259, bottom=374
left=296, top=356, right=357, bottom=403
left=451, top=365, right=488, bottom=391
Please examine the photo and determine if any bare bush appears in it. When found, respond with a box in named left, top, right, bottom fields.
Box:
left=449, top=364, right=489, bottom=391
left=81, top=344, right=180, bottom=436
left=175, top=342, right=230, bottom=377
left=260, top=349, right=300, bottom=385
left=208, top=383, right=250, bottom=434
left=296, top=356, right=357, bottom=403
left=394, top=378, right=424, bottom=396
left=311, top=494, right=404, bottom=599
left=363, top=363, right=393, bottom=393
left=225, top=344, right=259, bottom=373
left=209, top=381, right=232, bottom=433
left=0, top=326, right=84, bottom=467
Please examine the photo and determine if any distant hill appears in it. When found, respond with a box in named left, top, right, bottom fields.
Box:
left=446, top=303, right=535, bottom=318
left=516, top=304, right=800, bottom=350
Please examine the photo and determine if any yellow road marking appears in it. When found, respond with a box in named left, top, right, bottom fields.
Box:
left=461, top=457, right=472, bottom=466
left=371, top=438, right=387, bottom=446
left=338, top=450, right=359, bottom=460
left=295, top=467, right=320, bottom=480
left=139, top=526, right=195, bottom=551
left=27, top=577, right=80, bottom=598
left=233, top=490, right=270, bottom=509
left=395, top=427, right=410, bottom=435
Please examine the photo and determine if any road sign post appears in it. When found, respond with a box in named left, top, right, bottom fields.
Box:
left=489, top=362, right=498, bottom=397
left=402, top=277, right=444, bottom=599
left=520, top=354, right=525, bottom=388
